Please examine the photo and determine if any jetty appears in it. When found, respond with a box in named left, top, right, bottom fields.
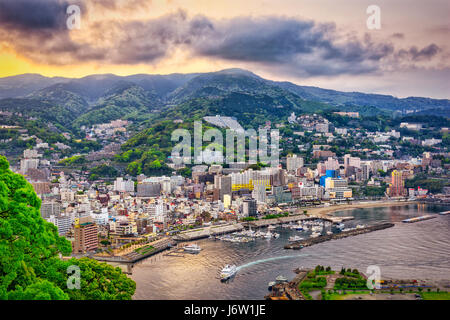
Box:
left=173, top=223, right=244, bottom=241
left=402, top=215, right=436, bottom=223
left=92, top=237, right=174, bottom=264
left=284, top=222, right=394, bottom=250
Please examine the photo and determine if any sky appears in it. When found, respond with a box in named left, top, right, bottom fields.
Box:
left=0, top=0, right=449, bottom=98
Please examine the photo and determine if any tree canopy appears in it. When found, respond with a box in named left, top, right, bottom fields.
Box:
left=0, top=155, right=135, bottom=300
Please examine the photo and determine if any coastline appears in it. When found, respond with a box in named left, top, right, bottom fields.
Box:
left=300, top=200, right=419, bottom=218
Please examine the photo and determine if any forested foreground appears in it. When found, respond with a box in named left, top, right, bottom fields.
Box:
left=0, top=155, right=136, bottom=300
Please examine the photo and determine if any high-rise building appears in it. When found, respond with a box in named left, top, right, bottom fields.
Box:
left=242, top=198, right=257, bottom=217
left=40, top=201, right=61, bottom=219
left=73, top=217, right=98, bottom=253
left=137, top=182, right=161, bottom=197
left=388, top=170, right=406, bottom=197
left=286, top=154, right=304, bottom=173
left=114, top=177, right=135, bottom=192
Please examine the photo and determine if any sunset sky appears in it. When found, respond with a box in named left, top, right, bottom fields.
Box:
left=0, top=0, right=449, bottom=98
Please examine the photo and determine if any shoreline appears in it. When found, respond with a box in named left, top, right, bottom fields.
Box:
left=246, top=200, right=419, bottom=228
left=300, top=200, right=419, bottom=218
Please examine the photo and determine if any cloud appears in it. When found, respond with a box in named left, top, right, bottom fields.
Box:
left=397, top=44, right=441, bottom=61
left=0, top=3, right=446, bottom=77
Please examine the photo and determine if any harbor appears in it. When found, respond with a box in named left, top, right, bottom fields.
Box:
left=284, top=222, right=395, bottom=250
left=173, top=223, right=244, bottom=241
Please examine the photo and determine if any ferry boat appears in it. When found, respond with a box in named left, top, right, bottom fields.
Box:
left=183, top=243, right=202, bottom=253
left=289, top=235, right=304, bottom=242
left=220, top=265, right=237, bottom=281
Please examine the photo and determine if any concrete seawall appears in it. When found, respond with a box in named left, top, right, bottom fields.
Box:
left=173, top=223, right=244, bottom=241
left=284, top=222, right=395, bottom=250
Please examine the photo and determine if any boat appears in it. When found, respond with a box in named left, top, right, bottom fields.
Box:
left=439, top=211, right=450, bottom=215
left=268, top=281, right=276, bottom=290
left=336, top=223, right=345, bottom=230
left=264, top=231, right=273, bottom=239
left=310, top=231, right=320, bottom=238
left=289, top=235, right=304, bottom=242
left=267, top=225, right=276, bottom=230
left=326, top=231, right=333, bottom=235
left=275, top=275, right=288, bottom=284
left=273, top=233, right=280, bottom=238
left=220, top=265, right=237, bottom=281
left=183, top=243, right=202, bottom=253
left=356, top=224, right=365, bottom=229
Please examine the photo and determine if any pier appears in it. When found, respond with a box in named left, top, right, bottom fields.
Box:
left=402, top=215, right=436, bottom=223
left=173, top=223, right=244, bottom=241
left=92, top=237, right=174, bottom=264
left=284, top=222, right=395, bottom=250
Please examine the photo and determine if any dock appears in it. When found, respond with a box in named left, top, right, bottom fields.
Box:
left=245, top=214, right=354, bottom=228
left=173, top=223, right=244, bottom=241
left=284, top=222, right=395, bottom=250
left=402, top=215, right=436, bottom=223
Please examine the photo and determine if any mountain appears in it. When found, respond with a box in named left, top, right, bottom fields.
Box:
left=0, top=68, right=448, bottom=134
left=0, top=74, right=70, bottom=99
left=273, top=81, right=450, bottom=114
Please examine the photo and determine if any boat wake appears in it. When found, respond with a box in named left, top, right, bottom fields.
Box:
left=236, top=254, right=309, bottom=272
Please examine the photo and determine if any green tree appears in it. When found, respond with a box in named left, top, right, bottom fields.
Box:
left=0, top=155, right=135, bottom=300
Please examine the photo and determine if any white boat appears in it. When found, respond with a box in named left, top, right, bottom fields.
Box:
left=268, top=225, right=276, bottom=230
left=356, top=224, right=365, bottom=229
left=264, top=231, right=273, bottom=239
left=439, top=211, right=450, bottom=215
left=220, top=265, right=237, bottom=281
left=289, top=236, right=304, bottom=242
left=184, top=243, right=202, bottom=253
left=336, top=223, right=345, bottom=230
left=273, top=233, right=280, bottom=238
left=326, top=231, right=333, bottom=235
left=310, top=231, right=320, bottom=238
left=275, top=275, right=288, bottom=283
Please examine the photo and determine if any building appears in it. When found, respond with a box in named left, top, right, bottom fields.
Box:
left=40, top=201, right=61, bottom=219
left=137, top=182, right=161, bottom=197
left=324, top=177, right=352, bottom=199
left=286, top=154, right=304, bottom=173
left=73, top=217, right=98, bottom=253
left=114, top=177, right=135, bottom=192
left=54, top=215, right=72, bottom=236
left=242, top=198, right=257, bottom=217
left=388, top=170, right=406, bottom=197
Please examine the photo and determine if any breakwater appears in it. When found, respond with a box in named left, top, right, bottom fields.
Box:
left=173, top=223, right=244, bottom=241
left=284, top=222, right=395, bottom=250
left=402, top=215, right=436, bottom=223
